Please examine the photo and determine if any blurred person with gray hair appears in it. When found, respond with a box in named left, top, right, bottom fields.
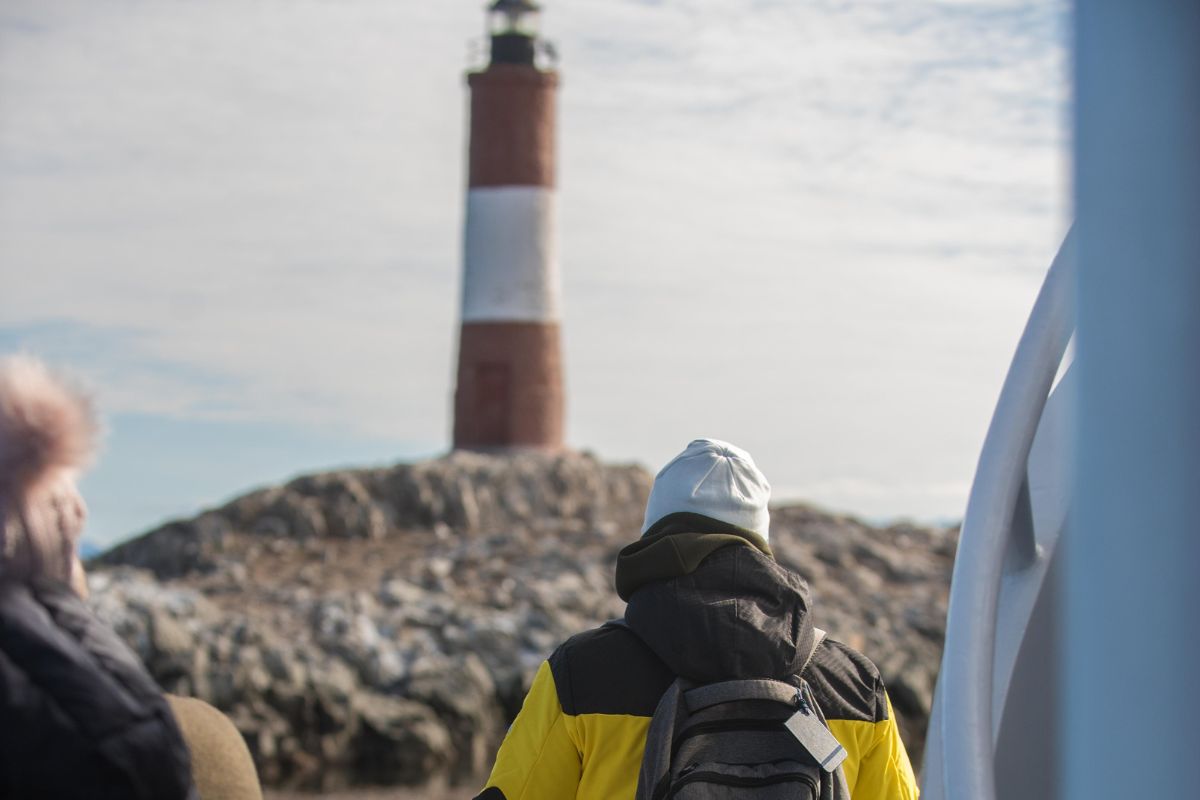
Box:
left=0, top=355, right=259, bottom=799
left=0, top=355, right=95, bottom=594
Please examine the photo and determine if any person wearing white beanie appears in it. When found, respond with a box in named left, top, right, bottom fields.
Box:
left=476, top=438, right=919, bottom=800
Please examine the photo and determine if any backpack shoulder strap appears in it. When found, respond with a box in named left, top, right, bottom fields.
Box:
left=803, top=627, right=827, bottom=675
left=634, top=676, right=688, bottom=800
left=795, top=631, right=852, bottom=800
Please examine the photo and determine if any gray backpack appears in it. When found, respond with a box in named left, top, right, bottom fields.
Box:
left=628, top=626, right=850, bottom=800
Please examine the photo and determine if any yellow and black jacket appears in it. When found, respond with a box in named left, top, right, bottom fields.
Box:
left=476, top=521, right=920, bottom=800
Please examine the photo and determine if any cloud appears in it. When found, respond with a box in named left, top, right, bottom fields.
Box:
left=0, top=0, right=1069, bottom=527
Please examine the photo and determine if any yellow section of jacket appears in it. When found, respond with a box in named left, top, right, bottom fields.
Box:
left=480, top=660, right=919, bottom=800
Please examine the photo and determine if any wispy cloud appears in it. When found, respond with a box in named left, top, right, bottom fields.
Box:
left=1, top=0, right=1068, bottom=530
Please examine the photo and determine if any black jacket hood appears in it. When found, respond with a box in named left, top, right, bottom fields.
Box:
left=617, top=528, right=816, bottom=683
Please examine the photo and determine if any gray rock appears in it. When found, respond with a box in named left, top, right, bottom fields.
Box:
left=352, top=693, right=452, bottom=786
left=404, top=653, right=504, bottom=781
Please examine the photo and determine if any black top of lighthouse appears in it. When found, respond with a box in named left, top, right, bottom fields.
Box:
left=487, top=0, right=543, bottom=67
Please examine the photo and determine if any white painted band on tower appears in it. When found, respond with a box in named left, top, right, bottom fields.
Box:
left=462, top=186, right=560, bottom=323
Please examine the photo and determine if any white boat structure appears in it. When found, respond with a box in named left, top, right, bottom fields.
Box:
left=921, top=5, right=1199, bottom=798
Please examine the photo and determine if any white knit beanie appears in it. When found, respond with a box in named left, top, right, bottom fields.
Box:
left=641, top=438, right=771, bottom=542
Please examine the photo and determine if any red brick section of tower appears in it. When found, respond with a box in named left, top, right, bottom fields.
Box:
left=452, top=0, right=564, bottom=451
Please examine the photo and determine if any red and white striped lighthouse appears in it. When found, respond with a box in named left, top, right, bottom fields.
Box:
left=453, top=0, right=563, bottom=451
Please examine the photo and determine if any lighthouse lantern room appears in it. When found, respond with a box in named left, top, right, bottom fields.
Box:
left=488, top=0, right=541, bottom=66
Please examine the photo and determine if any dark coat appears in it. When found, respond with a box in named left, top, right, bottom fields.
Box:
left=0, top=577, right=197, bottom=800
left=474, top=530, right=920, bottom=799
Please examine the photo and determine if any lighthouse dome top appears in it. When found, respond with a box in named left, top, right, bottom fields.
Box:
left=488, top=0, right=542, bottom=38
left=489, top=0, right=541, bottom=14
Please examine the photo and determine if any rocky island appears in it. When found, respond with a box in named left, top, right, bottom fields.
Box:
left=89, top=451, right=955, bottom=794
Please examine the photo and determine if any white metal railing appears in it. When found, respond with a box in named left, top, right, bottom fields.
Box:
left=923, top=228, right=1075, bottom=800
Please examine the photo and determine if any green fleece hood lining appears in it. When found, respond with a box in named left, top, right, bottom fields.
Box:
left=614, top=512, right=774, bottom=602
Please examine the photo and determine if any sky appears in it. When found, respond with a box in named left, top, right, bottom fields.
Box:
left=0, top=0, right=1070, bottom=548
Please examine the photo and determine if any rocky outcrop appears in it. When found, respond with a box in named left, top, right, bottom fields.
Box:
left=88, top=451, right=954, bottom=791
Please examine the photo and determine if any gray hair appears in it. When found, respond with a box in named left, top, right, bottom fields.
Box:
left=0, top=356, right=97, bottom=591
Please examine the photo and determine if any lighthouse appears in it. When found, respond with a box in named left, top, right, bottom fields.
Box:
left=452, top=0, right=563, bottom=451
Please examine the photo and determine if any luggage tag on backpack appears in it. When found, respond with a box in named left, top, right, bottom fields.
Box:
left=785, top=699, right=848, bottom=773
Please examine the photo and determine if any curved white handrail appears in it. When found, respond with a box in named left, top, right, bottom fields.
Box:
left=935, top=229, right=1076, bottom=800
